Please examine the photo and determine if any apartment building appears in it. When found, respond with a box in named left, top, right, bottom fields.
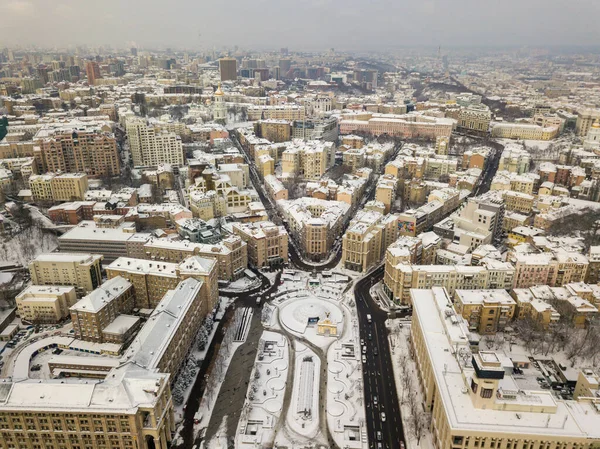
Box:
left=255, top=119, right=291, bottom=143
left=576, top=108, right=600, bottom=137
left=454, top=289, right=516, bottom=334
left=232, top=221, right=288, bottom=268
left=15, top=285, right=77, bottom=324
left=127, top=277, right=208, bottom=376
left=125, top=116, right=184, bottom=167
left=410, top=287, right=600, bottom=449
left=383, top=258, right=515, bottom=304
left=498, top=143, right=531, bottom=174
left=280, top=140, right=333, bottom=181
left=142, top=236, right=247, bottom=281
left=512, top=252, right=588, bottom=288
left=247, top=105, right=306, bottom=121
left=375, top=175, right=397, bottom=214
left=106, top=255, right=218, bottom=311
left=38, top=128, right=120, bottom=177
left=29, top=253, right=103, bottom=296
left=70, top=276, right=136, bottom=343
left=585, top=246, right=600, bottom=284
left=219, top=57, right=237, bottom=81
left=0, top=364, right=174, bottom=449
left=503, top=190, right=534, bottom=214
left=279, top=197, right=350, bottom=262
left=456, top=104, right=491, bottom=134
left=29, top=172, right=89, bottom=202
left=341, top=210, right=400, bottom=272
left=512, top=285, right=597, bottom=328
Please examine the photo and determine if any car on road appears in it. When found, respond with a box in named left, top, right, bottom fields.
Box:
left=373, top=395, right=378, bottom=406
left=373, top=347, right=378, bottom=356
left=377, top=431, right=382, bottom=441
left=377, top=443, right=383, bottom=449
left=368, top=333, right=372, bottom=340
left=360, top=338, right=364, bottom=346
left=362, top=355, right=366, bottom=363
left=380, top=412, right=386, bottom=422
left=366, top=314, right=372, bottom=323
left=362, top=346, right=367, bottom=354
left=400, top=441, right=405, bottom=449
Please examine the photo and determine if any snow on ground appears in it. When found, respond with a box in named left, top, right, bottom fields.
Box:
left=0, top=225, right=58, bottom=266
left=193, top=307, right=250, bottom=441
left=276, top=341, right=325, bottom=447
left=204, top=416, right=229, bottom=449
left=387, top=320, right=434, bottom=449
left=219, top=274, right=261, bottom=293
left=326, top=299, right=368, bottom=449
left=260, top=269, right=279, bottom=286
left=173, top=298, right=233, bottom=425
left=278, top=297, right=343, bottom=350
left=235, top=330, right=289, bottom=448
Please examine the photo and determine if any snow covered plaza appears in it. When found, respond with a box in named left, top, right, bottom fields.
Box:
left=231, top=269, right=368, bottom=449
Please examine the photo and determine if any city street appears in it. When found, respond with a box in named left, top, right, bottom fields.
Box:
left=355, top=265, right=405, bottom=449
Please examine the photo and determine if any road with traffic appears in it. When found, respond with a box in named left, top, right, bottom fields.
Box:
left=355, top=265, right=406, bottom=449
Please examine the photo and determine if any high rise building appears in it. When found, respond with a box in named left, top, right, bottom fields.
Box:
left=125, top=116, right=184, bottom=167
left=279, top=58, right=292, bottom=77
left=38, top=128, right=120, bottom=177
left=219, top=57, right=237, bottom=81
left=85, top=61, right=102, bottom=85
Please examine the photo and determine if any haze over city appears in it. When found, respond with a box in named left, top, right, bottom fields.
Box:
left=3, top=0, right=600, bottom=49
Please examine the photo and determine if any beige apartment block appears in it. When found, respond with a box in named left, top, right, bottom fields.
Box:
left=454, top=289, right=516, bottom=334
left=38, top=129, right=120, bottom=177
left=411, top=287, right=600, bottom=449
left=383, top=259, right=515, bottom=305
left=30, top=172, right=89, bottom=203
left=232, top=221, right=288, bottom=268
left=142, top=236, right=247, bottom=281
left=29, top=253, right=103, bottom=296
left=15, top=285, right=77, bottom=324
left=107, top=255, right=218, bottom=312
left=125, top=116, right=184, bottom=167
left=341, top=210, right=400, bottom=272
left=70, top=276, right=135, bottom=343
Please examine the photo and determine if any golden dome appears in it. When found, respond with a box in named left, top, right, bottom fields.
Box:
left=214, top=83, right=224, bottom=96
left=593, top=120, right=600, bottom=129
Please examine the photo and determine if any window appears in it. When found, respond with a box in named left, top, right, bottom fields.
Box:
left=481, top=388, right=493, bottom=399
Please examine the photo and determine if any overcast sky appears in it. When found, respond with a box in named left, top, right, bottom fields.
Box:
left=2, top=0, right=600, bottom=51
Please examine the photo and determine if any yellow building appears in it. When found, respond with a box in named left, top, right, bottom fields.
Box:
left=107, top=255, right=218, bottom=311
left=29, top=172, right=89, bottom=203
left=142, top=236, right=247, bottom=281
left=15, top=285, right=77, bottom=324
left=375, top=174, right=397, bottom=214
left=454, top=289, right=516, bottom=334
left=503, top=190, right=534, bottom=214
left=411, top=287, right=600, bottom=449
left=383, top=259, right=515, bottom=305
left=256, top=119, right=291, bottom=143
left=70, top=277, right=135, bottom=343
left=29, top=253, right=103, bottom=296
left=232, top=221, right=288, bottom=268
left=257, top=154, right=275, bottom=178
left=341, top=210, right=399, bottom=272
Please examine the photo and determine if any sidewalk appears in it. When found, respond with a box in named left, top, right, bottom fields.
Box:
left=386, top=320, right=434, bottom=449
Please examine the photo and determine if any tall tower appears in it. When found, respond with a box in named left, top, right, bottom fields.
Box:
left=213, top=84, right=227, bottom=123
left=85, top=61, right=101, bottom=85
